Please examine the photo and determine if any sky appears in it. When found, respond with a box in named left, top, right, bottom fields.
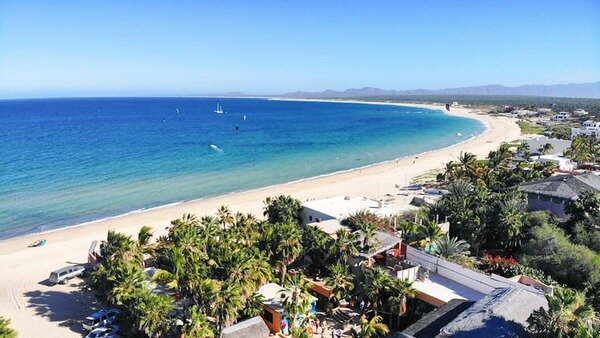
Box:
left=0, top=0, right=599, bottom=98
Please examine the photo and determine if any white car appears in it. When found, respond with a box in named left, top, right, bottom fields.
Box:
left=84, top=324, right=120, bottom=338
left=82, top=308, right=121, bottom=331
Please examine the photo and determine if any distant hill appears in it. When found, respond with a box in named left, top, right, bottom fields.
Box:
left=277, top=81, right=600, bottom=99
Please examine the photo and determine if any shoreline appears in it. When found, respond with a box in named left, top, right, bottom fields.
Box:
left=0, top=100, right=522, bottom=338
left=0, top=99, right=486, bottom=242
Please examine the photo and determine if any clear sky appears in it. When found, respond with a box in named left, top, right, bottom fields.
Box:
left=1, top=0, right=599, bottom=98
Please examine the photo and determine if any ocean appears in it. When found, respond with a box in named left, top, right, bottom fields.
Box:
left=0, top=97, right=485, bottom=238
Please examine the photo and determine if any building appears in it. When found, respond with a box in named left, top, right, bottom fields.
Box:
left=573, top=109, right=589, bottom=116
left=532, top=154, right=576, bottom=171
left=401, top=287, right=548, bottom=337
left=258, top=283, right=317, bottom=335
left=518, top=173, right=600, bottom=218
left=221, top=316, right=270, bottom=338
left=301, top=196, right=392, bottom=225
left=551, top=111, right=571, bottom=121
left=571, top=121, right=600, bottom=139
left=512, top=109, right=537, bottom=117
left=526, top=137, right=572, bottom=156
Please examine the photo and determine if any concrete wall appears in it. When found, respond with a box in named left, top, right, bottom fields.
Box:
left=300, top=207, right=335, bottom=226
left=395, top=266, right=419, bottom=282
left=405, top=246, right=527, bottom=295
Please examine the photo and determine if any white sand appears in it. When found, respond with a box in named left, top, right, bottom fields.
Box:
left=0, top=102, right=521, bottom=337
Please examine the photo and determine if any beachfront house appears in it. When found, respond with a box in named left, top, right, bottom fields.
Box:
left=551, top=111, right=571, bottom=121
left=518, top=172, right=600, bottom=218
left=394, top=244, right=550, bottom=337
left=300, top=196, right=392, bottom=226
left=258, top=283, right=317, bottom=335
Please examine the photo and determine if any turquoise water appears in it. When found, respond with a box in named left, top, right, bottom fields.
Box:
left=0, top=98, right=484, bottom=238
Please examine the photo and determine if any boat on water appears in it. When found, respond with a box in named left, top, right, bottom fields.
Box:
left=243, top=114, right=247, bottom=120
left=214, top=103, right=224, bottom=114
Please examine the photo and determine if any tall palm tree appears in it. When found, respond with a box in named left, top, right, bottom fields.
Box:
left=263, top=195, right=303, bottom=225
left=240, top=292, right=265, bottom=319
left=108, top=262, right=147, bottom=305
left=332, top=229, right=359, bottom=263
left=212, top=281, right=244, bottom=335
left=363, top=268, right=393, bottom=316
left=216, top=205, right=235, bottom=230
left=137, top=225, right=154, bottom=258
left=133, top=291, right=174, bottom=338
left=388, top=278, right=417, bottom=328
left=431, top=235, right=471, bottom=261
left=516, top=141, right=530, bottom=158
left=273, top=222, right=303, bottom=281
left=324, top=262, right=354, bottom=306
left=181, top=306, right=215, bottom=338
left=279, top=273, right=312, bottom=331
left=527, top=287, right=596, bottom=337
left=358, top=315, right=389, bottom=338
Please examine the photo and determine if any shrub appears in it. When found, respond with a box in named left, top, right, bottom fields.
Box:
left=522, top=224, right=600, bottom=288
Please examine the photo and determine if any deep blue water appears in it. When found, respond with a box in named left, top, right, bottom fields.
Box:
left=0, top=97, right=484, bottom=238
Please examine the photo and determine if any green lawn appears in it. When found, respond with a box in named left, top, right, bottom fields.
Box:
left=516, top=120, right=544, bottom=135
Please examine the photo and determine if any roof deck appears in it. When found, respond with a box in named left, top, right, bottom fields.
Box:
left=412, top=272, right=485, bottom=307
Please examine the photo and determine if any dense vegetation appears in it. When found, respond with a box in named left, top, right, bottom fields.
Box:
left=91, top=196, right=417, bottom=337
left=352, top=95, right=600, bottom=115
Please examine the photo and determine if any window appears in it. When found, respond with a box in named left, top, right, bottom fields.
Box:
left=309, top=215, right=313, bottom=221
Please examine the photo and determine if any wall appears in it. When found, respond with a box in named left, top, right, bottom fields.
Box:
left=405, top=245, right=531, bottom=295
left=300, top=207, right=335, bottom=226
left=526, top=194, right=567, bottom=219
left=395, top=266, right=419, bottom=282
left=262, top=306, right=281, bottom=333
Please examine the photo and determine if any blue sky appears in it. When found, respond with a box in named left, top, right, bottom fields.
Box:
left=1, top=1, right=599, bottom=98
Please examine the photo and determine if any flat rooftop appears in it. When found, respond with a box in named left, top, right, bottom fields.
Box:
left=306, top=219, right=349, bottom=238
left=302, top=196, right=392, bottom=219
left=412, top=272, right=485, bottom=307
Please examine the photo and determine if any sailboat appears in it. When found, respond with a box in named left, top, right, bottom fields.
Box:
left=214, top=103, right=224, bottom=114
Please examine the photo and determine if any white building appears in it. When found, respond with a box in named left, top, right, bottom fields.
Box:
left=532, top=154, right=576, bottom=171
left=573, top=109, right=589, bottom=116
left=300, top=196, right=392, bottom=225
left=583, top=120, right=600, bottom=128
left=571, top=125, right=600, bottom=139
left=512, top=109, right=537, bottom=117
left=551, top=111, right=571, bottom=121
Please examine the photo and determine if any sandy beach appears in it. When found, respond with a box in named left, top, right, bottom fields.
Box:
left=0, top=102, right=521, bottom=337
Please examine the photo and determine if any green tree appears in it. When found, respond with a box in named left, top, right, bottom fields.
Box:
left=263, top=195, right=303, bottom=225
left=331, top=229, right=359, bottom=263
left=0, top=316, right=17, bottom=338
left=132, top=290, right=175, bottom=338
left=527, top=287, right=597, bottom=338
left=431, top=235, right=471, bottom=261
left=324, top=262, right=354, bottom=306
left=279, top=274, right=312, bottom=331
left=181, top=306, right=215, bottom=338
left=358, top=315, right=389, bottom=338
left=363, top=268, right=394, bottom=316
left=216, top=205, right=235, bottom=230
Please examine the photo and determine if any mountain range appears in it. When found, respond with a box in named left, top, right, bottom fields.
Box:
left=274, top=81, right=600, bottom=99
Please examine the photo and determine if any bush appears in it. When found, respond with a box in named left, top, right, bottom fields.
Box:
left=479, top=253, right=555, bottom=285
left=522, top=224, right=600, bottom=288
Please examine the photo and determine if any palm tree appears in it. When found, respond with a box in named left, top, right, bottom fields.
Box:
left=458, top=151, right=477, bottom=167
left=324, top=262, right=354, bottom=306
left=416, top=220, right=444, bottom=248
left=273, top=222, right=303, bottom=281
left=279, top=274, right=312, bottom=331
left=263, top=195, right=303, bottom=225
left=137, top=225, right=154, bottom=258
left=363, top=268, right=394, bottom=316
left=0, top=316, right=17, bottom=338
left=539, top=143, right=554, bottom=155
left=516, top=141, right=530, bottom=158
left=388, top=278, right=417, bottom=328
left=181, top=306, right=215, bottom=338
left=216, top=205, right=235, bottom=230
left=527, top=287, right=596, bottom=337
left=431, top=235, right=471, bottom=261
left=108, top=261, right=147, bottom=305
left=133, top=291, right=174, bottom=338
left=332, top=229, right=359, bottom=263
left=358, top=315, right=389, bottom=338
left=212, top=281, right=244, bottom=335
left=240, top=292, right=265, bottom=319
left=496, top=195, right=527, bottom=253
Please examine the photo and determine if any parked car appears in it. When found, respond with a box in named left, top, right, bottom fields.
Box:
left=84, top=324, right=120, bottom=338
left=48, top=265, right=86, bottom=285
left=82, top=308, right=121, bottom=331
